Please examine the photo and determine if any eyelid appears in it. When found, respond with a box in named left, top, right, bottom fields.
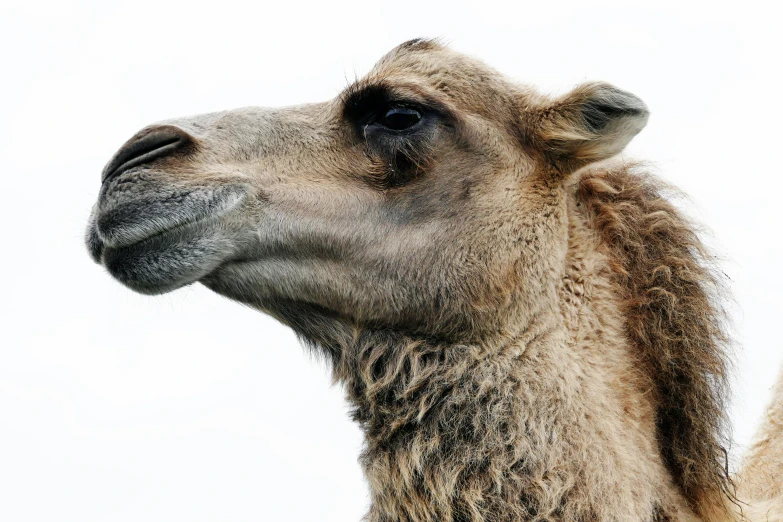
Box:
left=369, top=100, right=428, bottom=123
left=372, top=102, right=426, bottom=122
left=342, top=82, right=440, bottom=123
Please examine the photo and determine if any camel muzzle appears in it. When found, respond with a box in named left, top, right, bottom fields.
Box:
left=85, top=120, right=254, bottom=294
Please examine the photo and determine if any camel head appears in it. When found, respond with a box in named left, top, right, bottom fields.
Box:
left=86, top=38, right=648, bottom=343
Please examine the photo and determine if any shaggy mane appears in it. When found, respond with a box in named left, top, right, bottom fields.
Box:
left=576, top=164, right=735, bottom=518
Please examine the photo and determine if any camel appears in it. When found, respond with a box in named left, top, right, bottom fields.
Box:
left=85, top=39, right=782, bottom=521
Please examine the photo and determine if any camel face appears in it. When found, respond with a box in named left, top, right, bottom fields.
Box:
left=86, top=39, right=648, bottom=340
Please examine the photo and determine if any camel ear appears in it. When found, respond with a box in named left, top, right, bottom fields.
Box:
left=533, top=82, right=649, bottom=174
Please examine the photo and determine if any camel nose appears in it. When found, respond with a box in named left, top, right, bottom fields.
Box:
left=102, top=125, right=193, bottom=183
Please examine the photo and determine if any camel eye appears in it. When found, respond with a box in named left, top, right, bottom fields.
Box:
left=379, top=107, right=422, bottom=131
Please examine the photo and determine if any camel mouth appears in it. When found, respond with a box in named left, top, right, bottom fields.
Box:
left=86, top=184, right=250, bottom=294
left=95, top=184, right=247, bottom=250
left=98, top=218, right=236, bottom=295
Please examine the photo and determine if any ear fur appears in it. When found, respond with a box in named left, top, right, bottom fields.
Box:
left=532, top=82, right=649, bottom=175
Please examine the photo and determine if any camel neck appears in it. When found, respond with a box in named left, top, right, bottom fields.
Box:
left=339, top=322, right=554, bottom=446
left=332, top=271, right=692, bottom=521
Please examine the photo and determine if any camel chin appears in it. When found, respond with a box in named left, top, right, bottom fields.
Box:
left=86, top=170, right=250, bottom=295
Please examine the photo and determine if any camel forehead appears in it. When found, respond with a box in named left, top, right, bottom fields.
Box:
left=363, top=39, right=516, bottom=110
left=373, top=39, right=486, bottom=73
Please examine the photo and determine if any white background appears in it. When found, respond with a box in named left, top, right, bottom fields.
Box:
left=1, top=1, right=781, bottom=520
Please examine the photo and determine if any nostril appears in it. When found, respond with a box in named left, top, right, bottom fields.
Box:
left=102, top=126, right=193, bottom=183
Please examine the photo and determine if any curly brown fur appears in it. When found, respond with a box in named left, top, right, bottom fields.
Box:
left=576, top=164, right=734, bottom=519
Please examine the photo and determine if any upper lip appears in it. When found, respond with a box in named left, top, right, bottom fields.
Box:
left=89, top=185, right=248, bottom=258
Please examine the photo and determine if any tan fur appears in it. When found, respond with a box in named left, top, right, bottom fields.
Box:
left=85, top=39, right=782, bottom=521
left=736, top=367, right=783, bottom=521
